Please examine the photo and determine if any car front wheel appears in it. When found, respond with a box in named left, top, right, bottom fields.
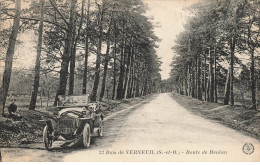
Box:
left=83, top=123, right=91, bottom=148
left=43, top=125, right=52, bottom=150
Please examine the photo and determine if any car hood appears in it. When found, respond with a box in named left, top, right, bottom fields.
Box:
left=58, top=107, right=85, bottom=117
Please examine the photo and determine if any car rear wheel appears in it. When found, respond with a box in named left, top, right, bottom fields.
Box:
left=43, top=125, right=52, bottom=150
left=83, top=123, right=91, bottom=148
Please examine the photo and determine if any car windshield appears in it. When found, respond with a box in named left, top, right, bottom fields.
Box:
left=58, top=109, right=83, bottom=117
left=57, top=95, right=90, bottom=107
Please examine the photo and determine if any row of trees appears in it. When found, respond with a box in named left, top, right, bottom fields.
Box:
left=170, top=0, right=260, bottom=109
left=0, top=0, right=161, bottom=114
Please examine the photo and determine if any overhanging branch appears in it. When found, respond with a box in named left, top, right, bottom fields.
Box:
left=49, top=0, right=69, bottom=26
left=1, top=10, right=67, bottom=31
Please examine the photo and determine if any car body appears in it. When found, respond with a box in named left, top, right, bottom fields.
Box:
left=40, top=94, right=103, bottom=150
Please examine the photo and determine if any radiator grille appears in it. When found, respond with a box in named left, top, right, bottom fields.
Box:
left=58, top=119, right=74, bottom=128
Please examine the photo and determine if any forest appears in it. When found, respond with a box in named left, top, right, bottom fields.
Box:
left=169, top=0, right=260, bottom=110
left=0, top=0, right=162, bottom=115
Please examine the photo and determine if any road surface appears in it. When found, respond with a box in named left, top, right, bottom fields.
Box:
left=1, top=93, right=260, bottom=161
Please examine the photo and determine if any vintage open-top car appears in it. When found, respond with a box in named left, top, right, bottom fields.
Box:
left=40, top=94, right=103, bottom=150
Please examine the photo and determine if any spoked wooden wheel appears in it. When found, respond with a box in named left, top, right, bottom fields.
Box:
left=83, top=123, right=91, bottom=148
left=43, top=125, right=52, bottom=150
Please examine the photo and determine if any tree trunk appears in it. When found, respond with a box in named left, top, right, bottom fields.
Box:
left=91, top=0, right=104, bottom=101
left=185, top=78, right=188, bottom=96
left=214, top=45, right=218, bottom=103
left=200, top=54, right=203, bottom=99
left=112, top=33, right=117, bottom=100
left=229, top=34, right=235, bottom=106
left=250, top=47, right=256, bottom=109
left=82, top=0, right=90, bottom=94
left=54, top=0, right=77, bottom=105
left=223, top=68, right=230, bottom=105
left=197, top=55, right=202, bottom=100
left=195, top=57, right=197, bottom=97
left=100, top=9, right=114, bottom=101
left=116, top=34, right=126, bottom=100
left=68, top=30, right=76, bottom=95
left=247, top=14, right=257, bottom=109
left=209, top=47, right=214, bottom=102
left=128, top=54, right=135, bottom=98
left=99, top=39, right=111, bottom=100
left=135, top=80, right=140, bottom=97
left=204, top=53, right=207, bottom=101
left=135, top=61, right=140, bottom=97
left=140, top=82, right=143, bottom=96
left=228, top=5, right=239, bottom=105
left=206, top=74, right=210, bottom=101
left=141, top=79, right=146, bottom=96
left=1, top=0, right=21, bottom=115
left=69, top=0, right=84, bottom=95
left=132, top=70, right=136, bottom=98
left=191, top=62, right=195, bottom=98
left=187, top=66, right=191, bottom=96
left=123, top=42, right=133, bottom=99
left=29, top=0, right=45, bottom=110
left=129, top=53, right=136, bottom=98
left=127, top=62, right=132, bottom=98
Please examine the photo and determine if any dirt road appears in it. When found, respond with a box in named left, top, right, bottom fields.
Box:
left=1, top=93, right=259, bottom=161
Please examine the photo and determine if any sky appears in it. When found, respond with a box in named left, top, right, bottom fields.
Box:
left=143, top=0, right=197, bottom=79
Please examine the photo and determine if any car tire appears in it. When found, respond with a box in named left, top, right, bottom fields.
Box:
left=43, top=125, right=52, bottom=151
left=83, top=123, right=91, bottom=148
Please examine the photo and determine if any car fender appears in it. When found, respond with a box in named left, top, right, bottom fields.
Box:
left=77, top=118, right=93, bottom=134
left=93, top=113, right=103, bottom=127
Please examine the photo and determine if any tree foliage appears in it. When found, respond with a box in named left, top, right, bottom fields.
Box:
left=0, top=0, right=162, bottom=113
left=170, top=0, right=260, bottom=109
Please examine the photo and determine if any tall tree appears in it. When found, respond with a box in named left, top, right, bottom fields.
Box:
left=100, top=5, right=115, bottom=101
left=69, top=0, right=85, bottom=95
left=29, top=0, right=45, bottom=110
left=116, top=23, right=126, bottom=100
left=1, top=0, right=21, bottom=116
left=208, top=47, right=214, bottom=102
left=54, top=0, right=77, bottom=105
left=91, top=0, right=104, bottom=101
left=197, top=54, right=202, bottom=100
left=223, top=0, right=244, bottom=105
left=243, top=0, right=260, bottom=110
left=82, top=0, right=91, bottom=94
left=112, top=25, right=117, bottom=100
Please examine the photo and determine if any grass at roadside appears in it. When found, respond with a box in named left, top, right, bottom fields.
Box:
left=0, top=94, right=154, bottom=147
left=170, top=93, right=260, bottom=141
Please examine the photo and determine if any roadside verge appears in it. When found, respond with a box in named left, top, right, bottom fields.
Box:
left=170, top=93, right=260, bottom=141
